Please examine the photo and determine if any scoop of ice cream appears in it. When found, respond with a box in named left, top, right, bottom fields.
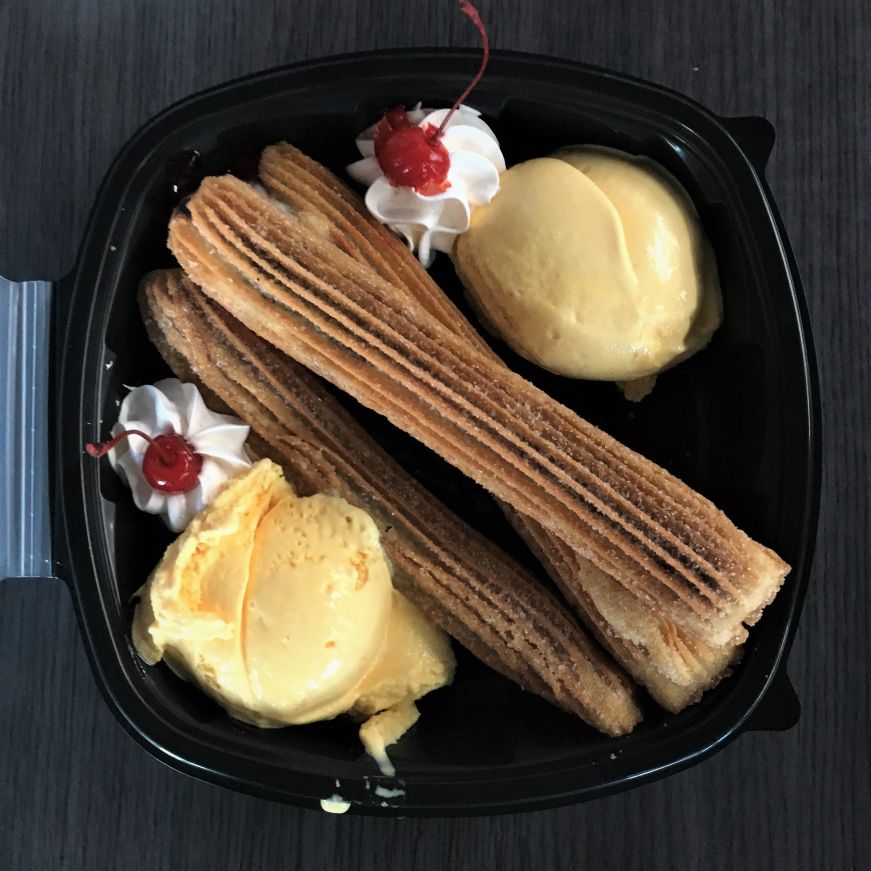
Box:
left=108, top=379, right=251, bottom=531
left=454, top=148, right=722, bottom=389
left=347, top=104, right=505, bottom=267
left=133, top=459, right=454, bottom=759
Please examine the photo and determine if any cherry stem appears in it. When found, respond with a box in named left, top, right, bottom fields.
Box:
left=430, top=0, right=490, bottom=143
left=85, top=428, right=175, bottom=464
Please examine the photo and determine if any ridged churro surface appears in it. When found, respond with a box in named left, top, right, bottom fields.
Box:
left=168, top=172, right=789, bottom=648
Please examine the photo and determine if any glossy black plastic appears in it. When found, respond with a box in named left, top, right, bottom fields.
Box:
left=51, top=50, right=820, bottom=815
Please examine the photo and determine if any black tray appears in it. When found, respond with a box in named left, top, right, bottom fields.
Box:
left=34, top=50, right=819, bottom=815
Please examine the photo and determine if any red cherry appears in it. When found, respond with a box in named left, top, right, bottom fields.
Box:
left=376, top=123, right=451, bottom=195
left=140, top=433, right=203, bottom=493
left=86, top=428, right=203, bottom=494
left=372, top=1, right=490, bottom=196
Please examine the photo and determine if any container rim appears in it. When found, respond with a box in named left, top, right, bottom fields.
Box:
left=53, top=48, right=821, bottom=816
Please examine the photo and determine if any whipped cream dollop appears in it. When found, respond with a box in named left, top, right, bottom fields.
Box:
left=108, top=379, right=251, bottom=532
left=347, top=105, right=505, bottom=267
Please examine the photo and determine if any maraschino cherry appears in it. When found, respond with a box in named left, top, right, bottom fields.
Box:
left=373, top=0, right=490, bottom=195
left=86, top=429, right=203, bottom=494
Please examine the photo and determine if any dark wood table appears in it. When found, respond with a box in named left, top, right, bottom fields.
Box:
left=2, top=1, right=868, bottom=868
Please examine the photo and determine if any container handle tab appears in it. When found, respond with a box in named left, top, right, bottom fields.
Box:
left=741, top=667, right=801, bottom=733
left=720, top=115, right=776, bottom=175
left=0, top=277, right=53, bottom=581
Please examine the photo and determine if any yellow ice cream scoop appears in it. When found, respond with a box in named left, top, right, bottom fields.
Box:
left=454, top=147, right=722, bottom=394
left=132, top=459, right=454, bottom=762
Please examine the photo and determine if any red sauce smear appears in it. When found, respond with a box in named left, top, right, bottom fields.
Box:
left=373, top=0, right=490, bottom=195
left=86, top=429, right=203, bottom=494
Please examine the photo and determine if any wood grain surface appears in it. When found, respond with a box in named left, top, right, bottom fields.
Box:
left=1, top=1, right=869, bottom=869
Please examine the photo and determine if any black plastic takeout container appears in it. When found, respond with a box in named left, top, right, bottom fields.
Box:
left=18, top=50, right=821, bottom=815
